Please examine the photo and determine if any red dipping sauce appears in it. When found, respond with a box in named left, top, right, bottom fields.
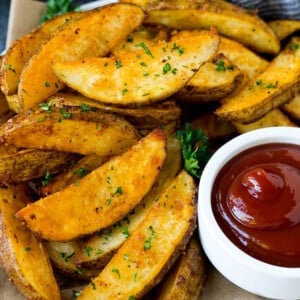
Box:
left=212, top=143, right=300, bottom=267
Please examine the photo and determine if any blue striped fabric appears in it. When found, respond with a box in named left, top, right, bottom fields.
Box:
left=229, top=0, right=300, bottom=20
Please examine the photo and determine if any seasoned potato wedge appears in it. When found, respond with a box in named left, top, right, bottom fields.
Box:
left=17, top=3, right=145, bottom=112
left=268, top=19, right=300, bottom=41
left=75, top=136, right=182, bottom=269
left=281, top=93, right=300, bottom=121
left=0, top=104, right=140, bottom=156
left=0, top=11, right=83, bottom=96
left=171, top=30, right=269, bottom=79
left=53, top=30, right=220, bottom=106
left=0, top=89, right=9, bottom=117
left=47, top=92, right=181, bottom=130
left=125, top=0, right=280, bottom=54
left=155, top=234, right=208, bottom=300
left=77, top=169, right=197, bottom=299
left=39, top=154, right=109, bottom=196
left=111, top=25, right=169, bottom=56
left=16, top=128, right=167, bottom=241
left=233, top=109, right=297, bottom=134
left=215, top=37, right=300, bottom=123
left=175, top=53, right=244, bottom=103
left=45, top=240, right=101, bottom=280
left=0, top=147, right=79, bottom=184
left=0, top=184, right=60, bottom=299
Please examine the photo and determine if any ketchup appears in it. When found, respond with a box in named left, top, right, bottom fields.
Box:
left=212, top=143, right=300, bottom=267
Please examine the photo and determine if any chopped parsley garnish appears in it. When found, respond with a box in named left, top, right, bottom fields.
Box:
left=163, top=63, right=172, bottom=74
left=171, top=43, right=184, bottom=55
left=80, top=103, right=91, bottom=112
left=116, top=60, right=122, bottom=69
left=112, top=267, right=121, bottom=278
left=176, top=123, right=211, bottom=179
left=75, top=167, right=90, bottom=178
left=41, top=171, right=53, bottom=186
left=39, top=101, right=52, bottom=112
left=135, top=42, right=154, bottom=58
left=143, top=225, right=156, bottom=250
left=40, top=0, right=78, bottom=24
left=289, top=43, right=300, bottom=51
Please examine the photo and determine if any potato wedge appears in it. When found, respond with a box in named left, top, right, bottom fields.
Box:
left=53, top=30, right=220, bottom=106
left=233, top=109, right=297, bottom=134
left=75, top=135, right=182, bottom=269
left=39, top=154, right=109, bottom=197
left=111, top=25, right=169, bottom=56
left=0, top=11, right=83, bottom=97
left=77, top=169, right=197, bottom=299
left=0, top=184, right=60, bottom=299
left=0, top=147, right=79, bottom=184
left=154, top=234, right=208, bottom=300
left=45, top=240, right=101, bottom=280
left=0, top=104, right=140, bottom=156
left=171, top=30, right=269, bottom=79
left=281, top=93, right=300, bottom=121
left=175, top=53, right=244, bottom=103
left=17, top=3, right=145, bottom=112
left=47, top=92, right=181, bottom=130
left=125, top=0, right=280, bottom=54
left=215, top=37, right=300, bottom=123
left=268, top=19, right=300, bottom=41
left=16, top=128, right=167, bottom=241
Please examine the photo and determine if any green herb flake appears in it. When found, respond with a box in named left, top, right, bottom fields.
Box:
left=135, top=42, right=154, bottom=58
left=128, top=296, right=135, bottom=300
left=116, top=60, right=122, bottom=69
left=143, top=225, right=156, bottom=250
left=39, top=101, right=52, bottom=112
left=91, top=282, right=96, bottom=290
left=171, top=43, right=184, bottom=55
left=289, top=43, right=300, bottom=51
left=114, top=186, right=123, bottom=196
left=122, top=225, right=130, bottom=238
left=75, top=167, right=90, bottom=178
left=24, top=246, right=31, bottom=252
left=215, top=59, right=226, bottom=72
left=41, top=171, right=52, bottom=186
left=112, top=267, right=121, bottom=278
left=122, top=88, right=128, bottom=95
left=71, top=290, right=82, bottom=299
left=60, top=251, right=75, bottom=262
left=5, top=63, right=16, bottom=73
left=60, top=108, right=72, bottom=119
left=80, top=103, right=91, bottom=112
left=163, top=63, right=172, bottom=74
left=45, top=81, right=51, bottom=87
left=83, top=246, right=93, bottom=257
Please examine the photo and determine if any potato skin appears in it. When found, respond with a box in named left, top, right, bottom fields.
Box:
left=0, top=184, right=60, bottom=299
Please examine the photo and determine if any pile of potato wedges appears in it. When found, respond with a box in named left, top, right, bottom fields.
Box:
left=0, top=0, right=299, bottom=299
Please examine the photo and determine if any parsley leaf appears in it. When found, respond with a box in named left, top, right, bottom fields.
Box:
left=176, top=123, right=211, bottom=178
left=40, top=0, right=78, bottom=24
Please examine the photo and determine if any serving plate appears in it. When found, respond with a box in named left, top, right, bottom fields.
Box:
left=0, top=0, right=280, bottom=299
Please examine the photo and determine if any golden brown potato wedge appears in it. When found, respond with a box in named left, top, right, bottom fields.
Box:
left=77, top=169, right=197, bottom=299
left=75, top=135, right=182, bottom=269
left=0, top=11, right=83, bottom=97
left=268, top=19, right=300, bottom=41
left=233, top=109, right=297, bottom=134
left=53, top=30, right=220, bottom=106
left=111, top=25, right=169, bottom=56
left=17, top=3, right=145, bottom=112
left=154, top=234, right=208, bottom=300
left=171, top=30, right=269, bottom=79
left=39, top=154, right=109, bottom=197
left=281, top=93, right=300, bottom=121
left=215, top=37, right=300, bottom=123
left=175, top=53, right=244, bottom=103
left=45, top=240, right=101, bottom=280
left=0, top=103, right=140, bottom=156
left=47, top=92, right=181, bottom=130
left=125, top=0, right=280, bottom=54
left=16, top=128, right=167, bottom=241
left=0, top=184, right=60, bottom=299
left=0, top=147, right=79, bottom=184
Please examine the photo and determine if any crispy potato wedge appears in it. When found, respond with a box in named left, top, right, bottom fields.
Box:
left=171, top=30, right=269, bottom=79
left=0, top=147, right=79, bottom=184
left=268, top=19, right=300, bottom=41
left=75, top=135, right=182, bottom=269
left=281, top=93, right=300, bottom=121
left=154, top=234, right=208, bottom=300
left=215, top=37, right=300, bottom=123
left=45, top=241, right=101, bottom=280
left=0, top=90, right=9, bottom=117
left=39, top=154, right=109, bottom=197
left=125, top=0, right=280, bottom=54
left=0, top=104, right=140, bottom=156
left=78, top=169, right=197, bottom=299
left=47, top=92, right=181, bottom=130
left=175, top=53, right=244, bottom=103
left=190, top=110, right=236, bottom=140
left=17, top=3, right=145, bottom=112
left=233, top=109, right=297, bottom=134
left=16, top=128, right=167, bottom=241
left=53, top=30, right=220, bottom=106
left=111, top=25, right=169, bottom=56
left=0, top=11, right=83, bottom=97
left=0, top=184, right=60, bottom=299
